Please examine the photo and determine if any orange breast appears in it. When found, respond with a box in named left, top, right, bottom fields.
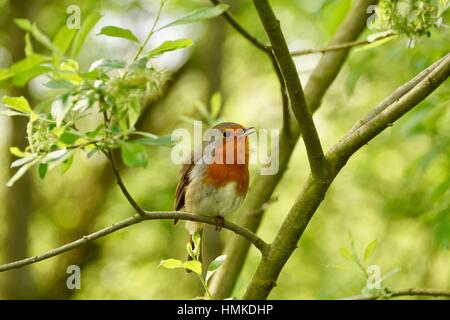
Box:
left=202, top=136, right=250, bottom=196
left=204, top=163, right=249, bottom=195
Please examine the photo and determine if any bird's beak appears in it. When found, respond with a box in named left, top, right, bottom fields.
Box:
left=242, top=127, right=256, bottom=136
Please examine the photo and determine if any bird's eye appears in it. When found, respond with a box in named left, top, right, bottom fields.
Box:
left=223, top=130, right=232, bottom=138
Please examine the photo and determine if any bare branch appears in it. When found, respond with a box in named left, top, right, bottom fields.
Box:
left=329, top=53, right=450, bottom=165
left=103, top=149, right=145, bottom=217
left=348, top=54, right=447, bottom=134
left=210, top=0, right=291, bottom=134
left=342, top=288, right=450, bottom=300
left=210, top=0, right=379, bottom=299
left=252, top=0, right=327, bottom=176
left=210, top=0, right=270, bottom=52
left=270, top=55, right=291, bottom=134
left=242, top=53, right=449, bottom=300
left=290, top=33, right=396, bottom=57
left=0, top=211, right=269, bottom=272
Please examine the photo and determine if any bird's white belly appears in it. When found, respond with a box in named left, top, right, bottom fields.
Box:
left=185, top=180, right=244, bottom=217
left=183, top=163, right=246, bottom=234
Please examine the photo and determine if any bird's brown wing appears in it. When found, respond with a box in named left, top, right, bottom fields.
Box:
left=173, top=142, right=213, bottom=225
left=174, top=161, right=193, bottom=212
left=173, top=147, right=200, bottom=225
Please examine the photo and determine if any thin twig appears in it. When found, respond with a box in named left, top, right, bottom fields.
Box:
left=270, top=53, right=291, bottom=135
left=252, top=0, right=327, bottom=176
left=133, top=0, right=166, bottom=62
left=342, top=288, right=450, bottom=300
left=103, top=149, right=145, bottom=217
left=0, top=211, right=269, bottom=272
left=348, top=54, right=447, bottom=134
left=290, top=33, right=397, bottom=57
left=213, top=0, right=380, bottom=300
left=330, top=53, right=450, bottom=164
left=210, top=0, right=291, bottom=138
left=210, top=0, right=270, bottom=53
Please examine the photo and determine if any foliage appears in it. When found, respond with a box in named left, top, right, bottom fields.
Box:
left=0, top=2, right=228, bottom=186
left=337, top=233, right=402, bottom=297
left=377, top=0, right=449, bottom=45
left=160, top=231, right=227, bottom=300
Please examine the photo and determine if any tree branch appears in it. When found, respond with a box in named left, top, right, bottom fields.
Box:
left=342, top=288, right=450, bottom=300
left=329, top=53, right=450, bottom=166
left=210, top=0, right=291, bottom=134
left=0, top=211, right=269, bottom=272
left=348, top=54, right=447, bottom=134
left=210, top=0, right=378, bottom=299
left=252, top=0, right=327, bottom=176
left=242, top=53, right=449, bottom=300
left=290, top=33, right=396, bottom=57
left=210, top=0, right=270, bottom=52
left=103, top=149, right=145, bottom=217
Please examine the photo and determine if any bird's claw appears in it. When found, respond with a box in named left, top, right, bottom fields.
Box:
left=215, top=216, right=224, bottom=232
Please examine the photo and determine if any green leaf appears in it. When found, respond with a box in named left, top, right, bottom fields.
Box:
left=11, top=155, right=37, bottom=168
left=10, top=147, right=26, bottom=157
left=193, top=231, right=201, bottom=251
left=38, top=163, right=48, bottom=179
left=60, top=154, right=74, bottom=174
left=6, top=160, right=38, bottom=187
left=18, top=22, right=56, bottom=52
left=191, top=231, right=202, bottom=259
left=128, top=97, right=140, bottom=129
left=42, top=149, right=68, bottom=163
left=51, top=96, right=72, bottom=127
left=121, top=142, right=148, bottom=168
left=186, top=242, right=195, bottom=259
left=145, top=39, right=193, bottom=58
left=1, top=96, right=32, bottom=113
left=0, top=109, right=28, bottom=117
left=207, top=254, right=226, bottom=273
left=159, top=258, right=184, bottom=270
left=10, top=54, right=50, bottom=74
left=97, top=26, right=139, bottom=43
left=25, top=33, right=33, bottom=56
left=183, top=260, right=202, bottom=275
left=363, top=240, right=378, bottom=263
left=86, top=147, right=100, bottom=158
left=206, top=254, right=226, bottom=283
left=14, top=18, right=32, bottom=30
left=133, top=132, right=173, bottom=147
left=0, top=69, right=14, bottom=81
left=158, top=4, right=229, bottom=30
left=340, top=247, right=357, bottom=263
left=52, top=25, right=77, bottom=56
left=48, top=150, right=74, bottom=170
left=59, top=131, right=79, bottom=145
left=12, top=65, right=52, bottom=87
left=71, top=12, right=102, bottom=59
left=89, top=58, right=127, bottom=72
left=45, top=79, right=74, bottom=89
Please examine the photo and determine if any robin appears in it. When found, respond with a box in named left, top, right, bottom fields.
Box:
left=173, top=122, right=255, bottom=264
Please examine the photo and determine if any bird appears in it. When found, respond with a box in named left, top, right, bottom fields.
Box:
left=173, top=122, right=255, bottom=265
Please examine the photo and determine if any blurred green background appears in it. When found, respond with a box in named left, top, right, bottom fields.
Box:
left=0, top=0, right=449, bottom=299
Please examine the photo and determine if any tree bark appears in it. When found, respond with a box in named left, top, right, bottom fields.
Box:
left=210, top=0, right=379, bottom=299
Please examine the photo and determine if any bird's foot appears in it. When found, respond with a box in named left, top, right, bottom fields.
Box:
left=215, top=216, right=224, bottom=232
